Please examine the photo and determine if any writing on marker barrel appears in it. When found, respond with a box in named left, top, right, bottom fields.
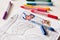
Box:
left=27, top=1, right=53, bottom=6
left=31, top=9, right=60, bottom=20
left=3, top=1, right=13, bottom=20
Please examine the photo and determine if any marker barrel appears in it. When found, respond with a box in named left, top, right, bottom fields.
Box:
left=24, top=4, right=50, bottom=11
left=40, top=25, right=47, bottom=35
left=3, top=2, right=12, bottom=20
left=27, top=1, right=53, bottom=6
left=47, top=14, right=59, bottom=20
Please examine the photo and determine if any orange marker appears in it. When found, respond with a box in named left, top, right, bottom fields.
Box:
left=20, top=5, right=50, bottom=12
left=24, top=4, right=51, bottom=11
left=21, top=6, right=47, bottom=12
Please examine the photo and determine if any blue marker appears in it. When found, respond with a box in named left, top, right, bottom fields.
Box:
left=31, top=20, right=47, bottom=35
left=48, top=27, right=55, bottom=31
left=27, top=1, right=53, bottom=6
left=41, top=25, right=47, bottom=35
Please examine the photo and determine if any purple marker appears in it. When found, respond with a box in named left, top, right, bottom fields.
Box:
left=3, top=1, right=13, bottom=20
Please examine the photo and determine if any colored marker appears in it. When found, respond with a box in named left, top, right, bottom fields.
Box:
left=48, top=27, right=55, bottom=31
left=27, top=1, right=53, bottom=6
left=3, top=1, right=13, bottom=20
left=20, top=6, right=49, bottom=12
left=35, top=8, right=47, bottom=12
left=31, top=9, right=60, bottom=20
left=24, top=4, right=51, bottom=11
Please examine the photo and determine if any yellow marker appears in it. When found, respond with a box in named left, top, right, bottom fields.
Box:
left=24, top=4, right=51, bottom=11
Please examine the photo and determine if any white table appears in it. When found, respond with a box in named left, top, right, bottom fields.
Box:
left=0, top=0, right=60, bottom=40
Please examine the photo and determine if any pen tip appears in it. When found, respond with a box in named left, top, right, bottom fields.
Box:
left=20, top=6, right=25, bottom=8
left=3, top=11, right=7, bottom=20
left=49, top=27, right=55, bottom=31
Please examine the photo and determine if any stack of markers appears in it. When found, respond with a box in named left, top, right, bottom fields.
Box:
left=26, top=0, right=53, bottom=6
left=20, top=4, right=60, bottom=20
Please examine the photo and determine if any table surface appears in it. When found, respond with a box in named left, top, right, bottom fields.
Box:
left=0, top=0, right=60, bottom=40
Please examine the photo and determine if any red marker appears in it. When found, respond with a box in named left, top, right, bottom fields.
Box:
left=35, top=8, right=47, bottom=12
left=20, top=6, right=48, bottom=12
left=31, top=9, right=60, bottom=20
